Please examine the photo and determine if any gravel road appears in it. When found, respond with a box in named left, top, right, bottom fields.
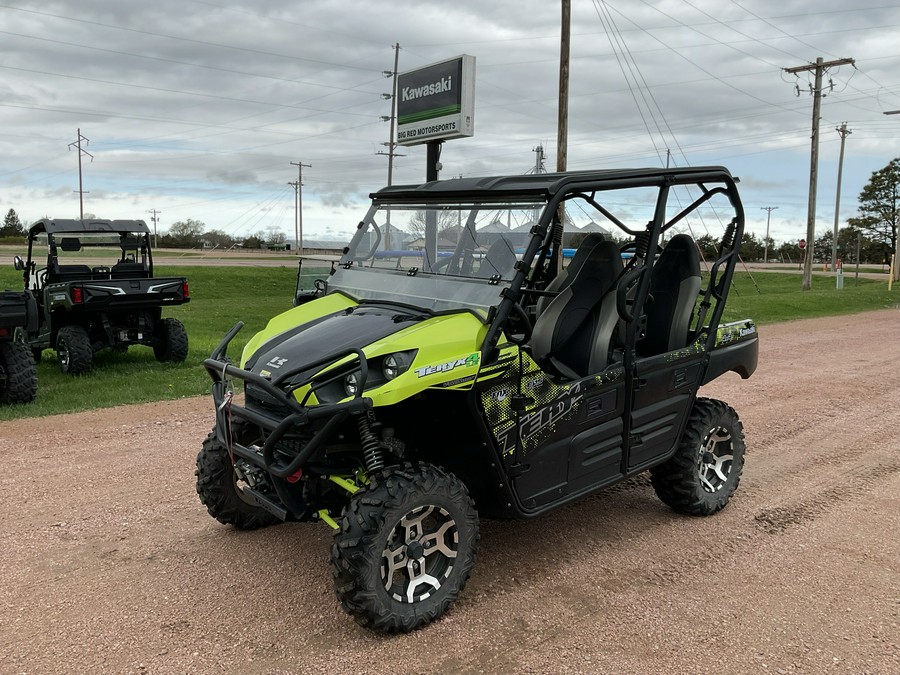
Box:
left=2, top=308, right=899, bottom=674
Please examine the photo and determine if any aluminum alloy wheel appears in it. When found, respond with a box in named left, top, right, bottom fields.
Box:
left=57, top=342, right=71, bottom=371
left=382, top=504, right=459, bottom=604
left=698, top=425, right=733, bottom=493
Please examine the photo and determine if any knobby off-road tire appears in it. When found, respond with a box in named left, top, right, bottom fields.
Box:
left=0, top=341, right=37, bottom=404
left=153, top=318, right=188, bottom=363
left=195, top=425, right=281, bottom=530
left=651, top=397, right=746, bottom=516
left=56, top=325, right=92, bottom=375
left=331, top=462, right=480, bottom=633
left=13, top=327, right=43, bottom=363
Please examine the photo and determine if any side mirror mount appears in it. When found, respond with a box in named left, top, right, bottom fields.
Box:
left=13, top=255, right=24, bottom=271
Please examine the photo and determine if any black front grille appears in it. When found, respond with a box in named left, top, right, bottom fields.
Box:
left=245, top=383, right=293, bottom=418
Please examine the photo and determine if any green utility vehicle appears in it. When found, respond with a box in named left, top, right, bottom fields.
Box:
left=15, top=219, right=190, bottom=374
left=197, top=167, right=758, bottom=632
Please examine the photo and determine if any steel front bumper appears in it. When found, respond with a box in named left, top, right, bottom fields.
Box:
left=204, top=322, right=372, bottom=480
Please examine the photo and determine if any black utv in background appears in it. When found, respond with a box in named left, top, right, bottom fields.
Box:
left=0, top=289, right=37, bottom=403
left=14, top=218, right=190, bottom=374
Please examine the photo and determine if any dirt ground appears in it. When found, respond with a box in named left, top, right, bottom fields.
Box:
left=1, top=308, right=899, bottom=674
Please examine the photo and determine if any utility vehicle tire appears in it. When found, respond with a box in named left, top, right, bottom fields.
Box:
left=651, top=397, right=745, bottom=516
left=13, top=327, right=42, bottom=363
left=195, top=425, right=280, bottom=530
left=0, top=341, right=37, bottom=404
left=331, top=462, right=479, bottom=633
left=56, top=325, right=92, bottom=375
left=153, top=318, right=188, bottom=363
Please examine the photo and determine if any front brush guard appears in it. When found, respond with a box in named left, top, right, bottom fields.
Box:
left=204, top=322, right=372, bottom=479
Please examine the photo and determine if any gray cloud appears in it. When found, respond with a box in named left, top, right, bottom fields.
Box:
left=1, top=0, right=898, bottom=242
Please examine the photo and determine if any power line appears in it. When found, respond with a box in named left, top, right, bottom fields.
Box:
left=0, top=5, right=380, bottom=73
left=0, top=30, right=379, bottom=93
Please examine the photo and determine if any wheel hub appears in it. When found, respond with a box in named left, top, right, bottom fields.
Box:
left=405, top=539, right=425, bottom=560
left=698, top=426, right=734, bottom=493
left=382, top=504, right=459, bottom=604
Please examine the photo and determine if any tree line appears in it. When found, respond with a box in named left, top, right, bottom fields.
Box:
left=0, top=210, right=286, bottom=250
left=158, top=219, right=287, bottom=250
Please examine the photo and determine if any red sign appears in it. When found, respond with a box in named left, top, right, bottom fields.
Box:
left=799, top=239, right=807, bottom=249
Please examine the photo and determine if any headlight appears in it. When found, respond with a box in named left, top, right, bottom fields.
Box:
left=382, top=352, right=413, bottom=380
left=343, top=371, right=360, bottom=397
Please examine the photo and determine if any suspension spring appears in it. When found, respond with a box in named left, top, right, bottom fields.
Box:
left=357, top=415, right=384, bottom=473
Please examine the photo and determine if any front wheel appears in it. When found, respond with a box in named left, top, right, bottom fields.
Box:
left=650, top=398, right=746, bottom=516
left=56, top=325, right=92, bottom=375
left=331, top=462, right=479, bottom=633
left=0, top=341, right=37, bottom=404
left=195, top=424, right=281, bottom=530
left=153, top=317, right=188, bottom=362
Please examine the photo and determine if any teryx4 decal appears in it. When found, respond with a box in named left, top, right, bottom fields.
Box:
left=416, top=353, right=479, bottom=378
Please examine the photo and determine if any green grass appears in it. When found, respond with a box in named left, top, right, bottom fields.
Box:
left=0, top=266, right=896, bottom=420
left=721, top=271, right=897, bottom=324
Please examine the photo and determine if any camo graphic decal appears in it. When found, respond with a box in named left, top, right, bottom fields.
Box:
left=478, top=350, right=624, bottom=457
left=715, top=319, right=757, bottom=347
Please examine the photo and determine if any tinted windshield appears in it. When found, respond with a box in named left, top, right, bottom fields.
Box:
left=328, top=201, right=546, bottom=318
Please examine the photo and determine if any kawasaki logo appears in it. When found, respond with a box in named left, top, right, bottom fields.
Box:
left=402, top=77, right=452, bottom=101
left=416, top=353, right=478, bottom=378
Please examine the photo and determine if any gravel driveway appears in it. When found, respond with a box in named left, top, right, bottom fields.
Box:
left=2, top=308, right=899, bottom=674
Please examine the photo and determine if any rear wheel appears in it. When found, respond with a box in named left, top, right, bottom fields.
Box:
left=0, top=341, right=37, bottom=403
left=195, top=424, right=281, bottom=530
left=56, top=325, right=92, bottom=375
left=650, top=398, right=745, bottom=516
left=331, top=462, right=479, bottom=633
left=154, top=317, right=188, bottom=362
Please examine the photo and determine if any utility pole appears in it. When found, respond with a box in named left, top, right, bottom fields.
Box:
left=884, top=110, right=900, bottom=283
left=832, top=122, right=851, bottom=272
left=532, top=144, right=546, bottom=225
left=555, top=0, right=571, bottom=274
left=783, top=56, right=855, bottom=290
left=760, top=206, right=778, bottom=264
left=533, top=144, right=546, bottom=174
left=557, top=0, right=570, bottom=174
left=290, top=161, right=311, bottom=255
left=376, top=43, right=405, bottom=251
left=147, top=209, right=161, bottom=249
left=68, top=128, right=93, bottom=220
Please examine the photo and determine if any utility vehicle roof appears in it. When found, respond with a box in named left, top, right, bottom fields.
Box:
left=371, top=166, right=738, bottom=203
left=28, top=218, right=150, bottom=236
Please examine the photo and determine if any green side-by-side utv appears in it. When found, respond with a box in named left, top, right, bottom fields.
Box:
left=196, top=166, right=758, bottom=632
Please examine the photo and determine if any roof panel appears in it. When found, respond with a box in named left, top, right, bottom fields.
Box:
left=28, top=219, right=150, bottom=236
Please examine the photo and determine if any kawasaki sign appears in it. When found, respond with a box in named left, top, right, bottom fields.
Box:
left=396, top=55, right=475, bottom=146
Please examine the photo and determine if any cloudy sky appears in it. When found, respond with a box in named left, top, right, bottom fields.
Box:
left=2, top=0, right=899, bottom=246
